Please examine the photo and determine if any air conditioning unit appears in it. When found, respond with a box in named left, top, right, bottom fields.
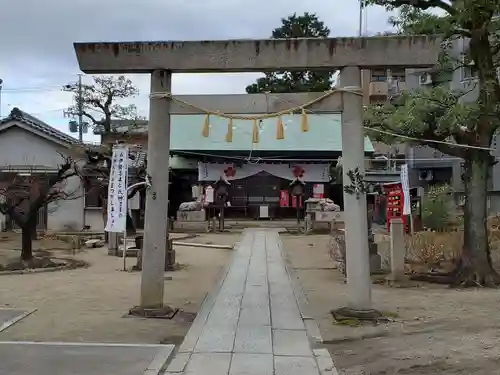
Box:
left=419, top=73, right=433, bottom=85
left=418, top=170, right=434, bottom=181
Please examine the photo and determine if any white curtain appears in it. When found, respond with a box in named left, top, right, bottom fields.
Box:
left=198, top=162, right=329, bottom=182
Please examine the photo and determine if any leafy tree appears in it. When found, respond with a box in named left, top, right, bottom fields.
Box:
left=246, top=12, right=334, bottom=93
left=363, top=0, right=500, bottom=286
left=63, top=76, right=145, bottom=237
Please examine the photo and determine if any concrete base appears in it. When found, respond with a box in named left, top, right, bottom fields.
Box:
left=0, top=342, right=174, bottom=375
left=331, top=307, right=382, bottom=322
left=128, top=306, right=177, bottom=319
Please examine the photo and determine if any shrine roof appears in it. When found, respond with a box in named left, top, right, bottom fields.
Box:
left=104, top=113, right=374, bottom=153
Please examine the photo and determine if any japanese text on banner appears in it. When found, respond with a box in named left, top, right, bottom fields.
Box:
left=105, top=146, right=129, bottom=232
left=400, top=164, right=411, bottom=216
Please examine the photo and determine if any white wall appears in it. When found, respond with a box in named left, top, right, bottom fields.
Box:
left=84, top=209, right=105, bottom=232
left=0, top=126, right=69, bottom=167
left=0, top=125, right=87, bottom=231
left=47, top=175, right=86, bottom=231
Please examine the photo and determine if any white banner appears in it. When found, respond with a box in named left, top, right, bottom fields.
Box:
left=400, top=164, right=411, bottom=215
left=105, top=146, right=129, bottom=233
left=198, top=162, right=329, bottom=182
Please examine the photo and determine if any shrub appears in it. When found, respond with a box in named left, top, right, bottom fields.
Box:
left=406, top=230, right=462, bottom=266
left=421, top=184, right=453, bottom=230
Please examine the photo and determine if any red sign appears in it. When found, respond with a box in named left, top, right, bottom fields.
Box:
left=313, top=183, right=324, bottom=198
left=280, top=190, right=289, bottom=207
left=291, top=196, right=303, bottom=208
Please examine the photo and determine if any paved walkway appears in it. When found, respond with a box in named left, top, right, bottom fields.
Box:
left=165, top=229, right=337, bottom=375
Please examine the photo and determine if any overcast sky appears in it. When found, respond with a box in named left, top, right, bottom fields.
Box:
left=0, top=0, right=393, bottom=142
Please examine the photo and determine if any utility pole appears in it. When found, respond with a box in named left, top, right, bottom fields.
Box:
left=358, top=0, right=363, bottom=37
left=77, top=74, right=83, bottom=143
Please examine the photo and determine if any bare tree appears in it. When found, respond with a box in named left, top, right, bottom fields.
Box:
left=63, top=75, right=142, bottom=133
left=63, top=76, right=145, bottom=236
left=0, top=156, right=79, bottom=262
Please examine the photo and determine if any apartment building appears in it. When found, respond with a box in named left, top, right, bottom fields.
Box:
left=361, top=68, right=408, bottom=173
left=361, top=38, right=500, bottom=213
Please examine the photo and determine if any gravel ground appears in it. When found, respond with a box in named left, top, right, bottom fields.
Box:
left=0, top=233, right=238, bottom=344
left=281, top=233, right=500, bottom=375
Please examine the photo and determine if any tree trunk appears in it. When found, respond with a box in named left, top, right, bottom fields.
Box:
left=21, top=222, right=35, bottom=261
left=453, top=154, right=500, bottom=286
left=31, top=220, right=37, bottom=240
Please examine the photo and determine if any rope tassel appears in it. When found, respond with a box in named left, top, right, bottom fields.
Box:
left=225, top=118, right=233, bottom=142
left=202, top=114, right=210, bottom=137
left=252, top=119, right=259, bottom=143
left=276, top=116, right=285, bottom=140
left=300, top=108, right=309, bottom=132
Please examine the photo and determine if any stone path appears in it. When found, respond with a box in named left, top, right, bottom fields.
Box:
left=165, top=229, right=337, bottom=375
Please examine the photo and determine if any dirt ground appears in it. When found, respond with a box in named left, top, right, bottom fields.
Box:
left=282, top=234, right=500, bottom=375
left=0, top=232, right=239, bottom=344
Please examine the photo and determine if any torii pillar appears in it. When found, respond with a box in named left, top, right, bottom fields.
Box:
left=339, top=66, right=372, bottom=310
left=73, top=36, right=441, bottom=312
left=139, top=70, right=172, bottom=309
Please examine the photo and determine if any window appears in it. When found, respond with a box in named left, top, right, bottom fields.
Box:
left=390, top=69, right=406, bottom=83
left=461, top=56, right=477, bottom=81
left=462, top=65, right=477, bottom=80
left=84, top=177, right=104, bottom=208
left=371, top=75, right=387, bottom=82
left=371, top=70, right=387, bottom=82
left=391, top=74, right=406, bottom=82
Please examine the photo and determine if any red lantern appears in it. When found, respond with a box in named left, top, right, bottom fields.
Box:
left=224, top=165, right=236, bottom=178
left=292, top=165, right=305, bottom=179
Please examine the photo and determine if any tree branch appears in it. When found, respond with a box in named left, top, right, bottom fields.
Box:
left=372, top=0, right=455, bottom=15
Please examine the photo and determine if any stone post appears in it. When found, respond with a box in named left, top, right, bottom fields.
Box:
left=140, top=70, right=172, bottom=309
left=389, top=218, right=406, bottom=281
left=339, top=66, right=372, bottom=310
left=108, top=232, right=118, bottom=256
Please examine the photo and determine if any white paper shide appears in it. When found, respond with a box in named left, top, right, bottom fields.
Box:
left=400, top=164, right=411, bottom=216
left=105, top=146, right=129, bottom=232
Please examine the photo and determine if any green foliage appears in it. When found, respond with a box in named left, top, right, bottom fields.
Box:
left=421, top=184, right=453, bottom=230
left=364, top=87, right=479, bottom=157
left=388, top=5, right=453, bottom=35
left=362, top=0, right=500, bottom=155
left=343, top=167, right=368, bottom=199
left=328, top=162, right=343, bottom=185
left=245, top=12, right=334, bottom=94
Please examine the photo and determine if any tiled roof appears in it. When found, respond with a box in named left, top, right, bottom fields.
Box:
left=0, top=107, right=79, bottom=145
left=104, top=114, right=375, bottom=153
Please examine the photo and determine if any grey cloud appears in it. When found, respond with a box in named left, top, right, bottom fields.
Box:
left=0, top=0, right=392, bottom=123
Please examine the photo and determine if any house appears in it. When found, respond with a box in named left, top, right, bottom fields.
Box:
left=99, top=112, right=376, bottom=220
left=0, top=108, right=103, bottom=232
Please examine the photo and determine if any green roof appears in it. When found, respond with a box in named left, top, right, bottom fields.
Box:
left=170, top=114, right=374, bottom=152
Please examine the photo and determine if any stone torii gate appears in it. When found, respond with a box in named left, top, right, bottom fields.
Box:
left=73, top=36, right=440, bottom=313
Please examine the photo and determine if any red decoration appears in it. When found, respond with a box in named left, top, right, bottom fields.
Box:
left=384, top=182, right=408, bottom=233
left=280, top=190, right=289, bottom=207
left=223, top=165, right=236, bottom=178
left=291, top=165, right=305, bottom=179
left=291, top=196, right=303, bottom=208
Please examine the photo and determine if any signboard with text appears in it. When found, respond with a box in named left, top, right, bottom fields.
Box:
left=105, top=145, right=129, bottom=233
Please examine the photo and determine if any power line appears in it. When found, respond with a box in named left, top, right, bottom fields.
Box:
left=1, top=86, right=66, bottom=93
left=170, top=149, right=468, bottom=163
left=0, top=108, right=66, bottom=119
